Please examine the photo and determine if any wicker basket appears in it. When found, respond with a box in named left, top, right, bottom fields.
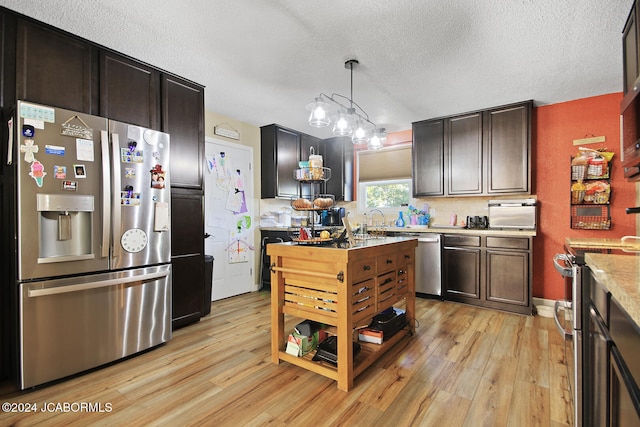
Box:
left=571, top=164, right=587, bottom=181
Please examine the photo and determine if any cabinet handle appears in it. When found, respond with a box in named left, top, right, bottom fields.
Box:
left=382, top=278, right=393, bottom=285
left=363, top=265, right=371, bottom=271
left=398, top=270, right=406, bottom=276
left=386, top=259, right=393, bottom=264
left=404, top=254, right=411, bottom=259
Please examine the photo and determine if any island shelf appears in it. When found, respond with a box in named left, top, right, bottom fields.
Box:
left=268, top=237, right=417, bottom=391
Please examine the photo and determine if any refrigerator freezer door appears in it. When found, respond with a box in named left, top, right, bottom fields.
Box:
left=19, top=264, right=171, bottom=389
left=109, top=121, right=171, bottom=270
left=16, top=101, right=110, bottom=281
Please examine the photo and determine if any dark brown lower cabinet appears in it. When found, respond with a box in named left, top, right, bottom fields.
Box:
left=608, top=298, right=640, bottom=427
left=170, top=190, right=204, bottom=329
left=486, top=249, right=528, bottom=306
left=443, top=234, right=532, bottom=315
left=443, top=246, right=481, bottom=299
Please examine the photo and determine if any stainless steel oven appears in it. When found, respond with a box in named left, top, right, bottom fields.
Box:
left=553, top=252, right=582, bottom=427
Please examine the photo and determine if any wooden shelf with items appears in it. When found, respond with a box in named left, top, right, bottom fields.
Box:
left=570, top=150, right=613, bottom=230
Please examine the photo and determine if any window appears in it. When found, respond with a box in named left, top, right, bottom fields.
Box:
left=359, top=179, right=412, bottom=209
left=357, top=144, right=412, bottom=210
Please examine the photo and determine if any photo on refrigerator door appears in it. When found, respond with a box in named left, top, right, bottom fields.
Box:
left=204, top=138, right=255, bottom=301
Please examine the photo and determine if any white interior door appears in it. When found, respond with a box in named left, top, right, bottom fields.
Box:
left=204, top=138, right=255, bottom=301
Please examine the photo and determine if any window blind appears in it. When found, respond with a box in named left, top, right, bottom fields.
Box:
left=357, top=145, right=412, bottom=182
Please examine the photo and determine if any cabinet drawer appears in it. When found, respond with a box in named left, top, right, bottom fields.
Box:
left=486, top=236, right=529, bottom=250
left=398, top=249, right=414, bottom=266
left=443, top=235, right=480, bottom=247
left=376, top=253, right=397, bottom=273
left=377, top=271, right=397, bottom=311
left=350, top=257, right=376, bottom=283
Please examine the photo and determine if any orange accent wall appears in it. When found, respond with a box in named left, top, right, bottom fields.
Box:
left=534, top=93, right=636, bottom=300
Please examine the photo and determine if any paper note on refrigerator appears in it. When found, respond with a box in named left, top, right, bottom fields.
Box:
left=154, top=202, right=169, bottom=231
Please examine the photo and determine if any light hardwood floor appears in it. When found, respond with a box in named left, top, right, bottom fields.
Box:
left=0, top=292, right=573, bottom=426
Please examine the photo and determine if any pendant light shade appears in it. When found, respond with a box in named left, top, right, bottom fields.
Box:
left=332, top=108, right=354, bottom=136
left=306, top=97, right=332, bottom=127
left=306, top=59, right=383, bottom=147
left=368, top=128, right=386, bottom=150
left=352, top=120, right=373, bottom=145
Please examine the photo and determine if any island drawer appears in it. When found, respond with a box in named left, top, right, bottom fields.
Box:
left=350, top=257, right=376, bottom=283
left=376, top=253, right=398, bottom=274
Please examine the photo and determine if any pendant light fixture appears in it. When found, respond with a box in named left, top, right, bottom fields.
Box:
left=306, top=59, right=382, bottom=147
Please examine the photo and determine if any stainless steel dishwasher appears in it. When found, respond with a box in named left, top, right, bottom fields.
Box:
left=416, top=234, right=442, bottom=297
left=397, top=233, right=442, bottom=297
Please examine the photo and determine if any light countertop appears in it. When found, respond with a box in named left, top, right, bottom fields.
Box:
left=585, top=253, right=640, bottom=326
left=261, top=226, right=536, bottom=237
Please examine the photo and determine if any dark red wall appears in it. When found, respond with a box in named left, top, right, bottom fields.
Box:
left=534, top=93, right=636, bottom=300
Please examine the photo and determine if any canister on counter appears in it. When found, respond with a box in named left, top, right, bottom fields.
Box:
left=308, top=146, right=323, bottom=180
left=450, top=214, right=457, bottom=226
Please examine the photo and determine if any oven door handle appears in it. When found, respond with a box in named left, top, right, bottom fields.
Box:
left=553, top=300, right=574, bottom=341
left=553, top=253, right=573, bottom=277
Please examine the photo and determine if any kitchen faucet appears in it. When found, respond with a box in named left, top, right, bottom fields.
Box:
left=369, top=209, right=386, bottom=227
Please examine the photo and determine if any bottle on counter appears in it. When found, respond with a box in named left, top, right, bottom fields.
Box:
left=450, top=213, right=457, bottom=226
left=361, top=213, right=368, bottom=235
left=395, top=211, right=405, bottom=227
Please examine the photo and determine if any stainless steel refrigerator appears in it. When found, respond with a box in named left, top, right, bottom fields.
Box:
left=13, top=101, right=171, bottom=389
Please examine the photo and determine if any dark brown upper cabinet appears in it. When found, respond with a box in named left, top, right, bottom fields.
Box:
left=412, top=119, right=445, bottom=196
left=99, top=51, right=160, bottom=129
left=448, top=112, right=483, bottom=195
left=485, top=102, right=531, bottom=194
left=16, top=18, right=97, bottom=114
left=413, top=100, right=531, bottom=197
left=161, top=75, right=205, bottom=189
left=623, top=2, right=639, bottom=96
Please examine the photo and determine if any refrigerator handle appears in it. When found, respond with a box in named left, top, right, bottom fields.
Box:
left=100, top=130, right=111, bottom=258
left=111, top=132, right=122, bottom=260
left=27, top=269, right=170, bottom=297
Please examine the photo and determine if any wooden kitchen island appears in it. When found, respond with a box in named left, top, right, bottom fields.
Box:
left=268, top=237, right=417, bottom=391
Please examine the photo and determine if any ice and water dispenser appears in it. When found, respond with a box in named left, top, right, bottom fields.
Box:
left=36, top=194, right=94, bottom=262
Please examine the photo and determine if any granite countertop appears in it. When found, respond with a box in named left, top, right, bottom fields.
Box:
left=566, top=236, right=640, bottom=250
left=585, top=253, right=640, bottom=326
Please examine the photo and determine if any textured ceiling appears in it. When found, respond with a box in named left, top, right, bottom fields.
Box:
left=0, top=0, right=634, bottom=138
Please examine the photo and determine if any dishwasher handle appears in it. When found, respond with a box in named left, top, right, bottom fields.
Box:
left=418, top=236, right=441, bottom=243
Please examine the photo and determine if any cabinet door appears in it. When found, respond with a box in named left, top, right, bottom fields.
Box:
left=171, top=255, right=204, bottom=329
left=610, top=346, right=640, bottom=426
left=448, top=113, right=482, bottom=195
left=260, top=125, right=300, bottom=198
left=170, top=190, right=204, bottom=329
left=413, top=119, right=445, bottom=196
left=323, top=136, right=353, bottom=201
left=443, top=247, right=480, bottom=299
left=16, top=19, right=97, bottom=113
left=0, top=11, right=15, bottom=110
left=162, top=75, right=204, bottom=189
left=585, top=306, right=611, bottom=427
left=485, top=102, right=531, bottom=194
left=100, top=51, right=160, bottom=129
left=486, top=249, right=528, bottom=306
left=623, top=4, right=639, bottom=95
